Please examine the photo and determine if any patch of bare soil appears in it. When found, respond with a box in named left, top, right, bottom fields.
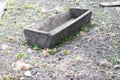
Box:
left=0, top=0, right=120, bottom=80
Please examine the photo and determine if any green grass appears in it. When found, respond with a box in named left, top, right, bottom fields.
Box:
left=96, top=10, right=103, bottom=18
left=30, top=44, right=39, bottom=50
left=7, top=0, right=15, bottom=10
left=88, top=22, right=97, bottom=28
left=25, top=54, right=30, bottom=59
left=23, top=4, right=34, bottom=9
left=63, top=6, right=69, bottom=11
left=15, top=52, right=25, bottom=59
left=109, top=49, right=120, bottom=64
left=36, top=7, right=41, bottom=12
left=91, top=6, right=108, bottom=24
left=0, top=20, right=5, bottom=25
left=49, top=48, right=56, bottom=55
left=0, top=75, right=14, bottom=80
left=61, top=50, right=69, bottom=55
left=79, top=26, right=85, bottom=31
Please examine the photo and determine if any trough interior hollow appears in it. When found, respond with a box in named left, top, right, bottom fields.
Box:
left=30, top=9, right=88, bottom=32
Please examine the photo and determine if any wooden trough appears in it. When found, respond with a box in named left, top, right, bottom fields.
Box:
left=24, top=8, right=92, bottom=48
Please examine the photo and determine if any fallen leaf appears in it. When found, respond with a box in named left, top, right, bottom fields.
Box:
left=2, top=50, right=11, bottom=54
left=14, top=60, right=32, bottom=71
left=40, top=49, right=50, bottom=57
left=100, top=59, right=112, bottom=67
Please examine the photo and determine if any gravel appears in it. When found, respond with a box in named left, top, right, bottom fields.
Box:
left=0, top=0, right=120, bottom=80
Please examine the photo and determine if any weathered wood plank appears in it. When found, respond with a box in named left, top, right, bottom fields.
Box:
left=99, top=1, right=120, bottom=7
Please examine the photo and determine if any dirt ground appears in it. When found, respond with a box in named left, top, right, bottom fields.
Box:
left=0, top=0, right=120, bottom=80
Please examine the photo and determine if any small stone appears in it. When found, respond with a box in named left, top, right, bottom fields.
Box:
left=63, top=73, right=70, bottom=78
left=12, top=62, right=16, bottom=67
left=40, top=63, right=48, bottom=67
left=8, top=36, right=15, bottom=41
left=74, top=56, right=84, bottom=62
left=35, top=72, right=41, bottom=77
left=75, top=0, right=80, bottom=5
left=31, top=70, right=38, bottom=75
left=24, top=71, right=32, bottom=77
left=114, top=65, right=120, bottom=69
left=27, top=48, right=32, bottom=53
left=19, top=77, right=25, bottom=80
left=101, top=21, right=105, bottom=25
left=1, top=44, right=9, bottom=50
left=109, top=32, right=116, bottom=37
left=41, top=8, right=47, bottom=14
